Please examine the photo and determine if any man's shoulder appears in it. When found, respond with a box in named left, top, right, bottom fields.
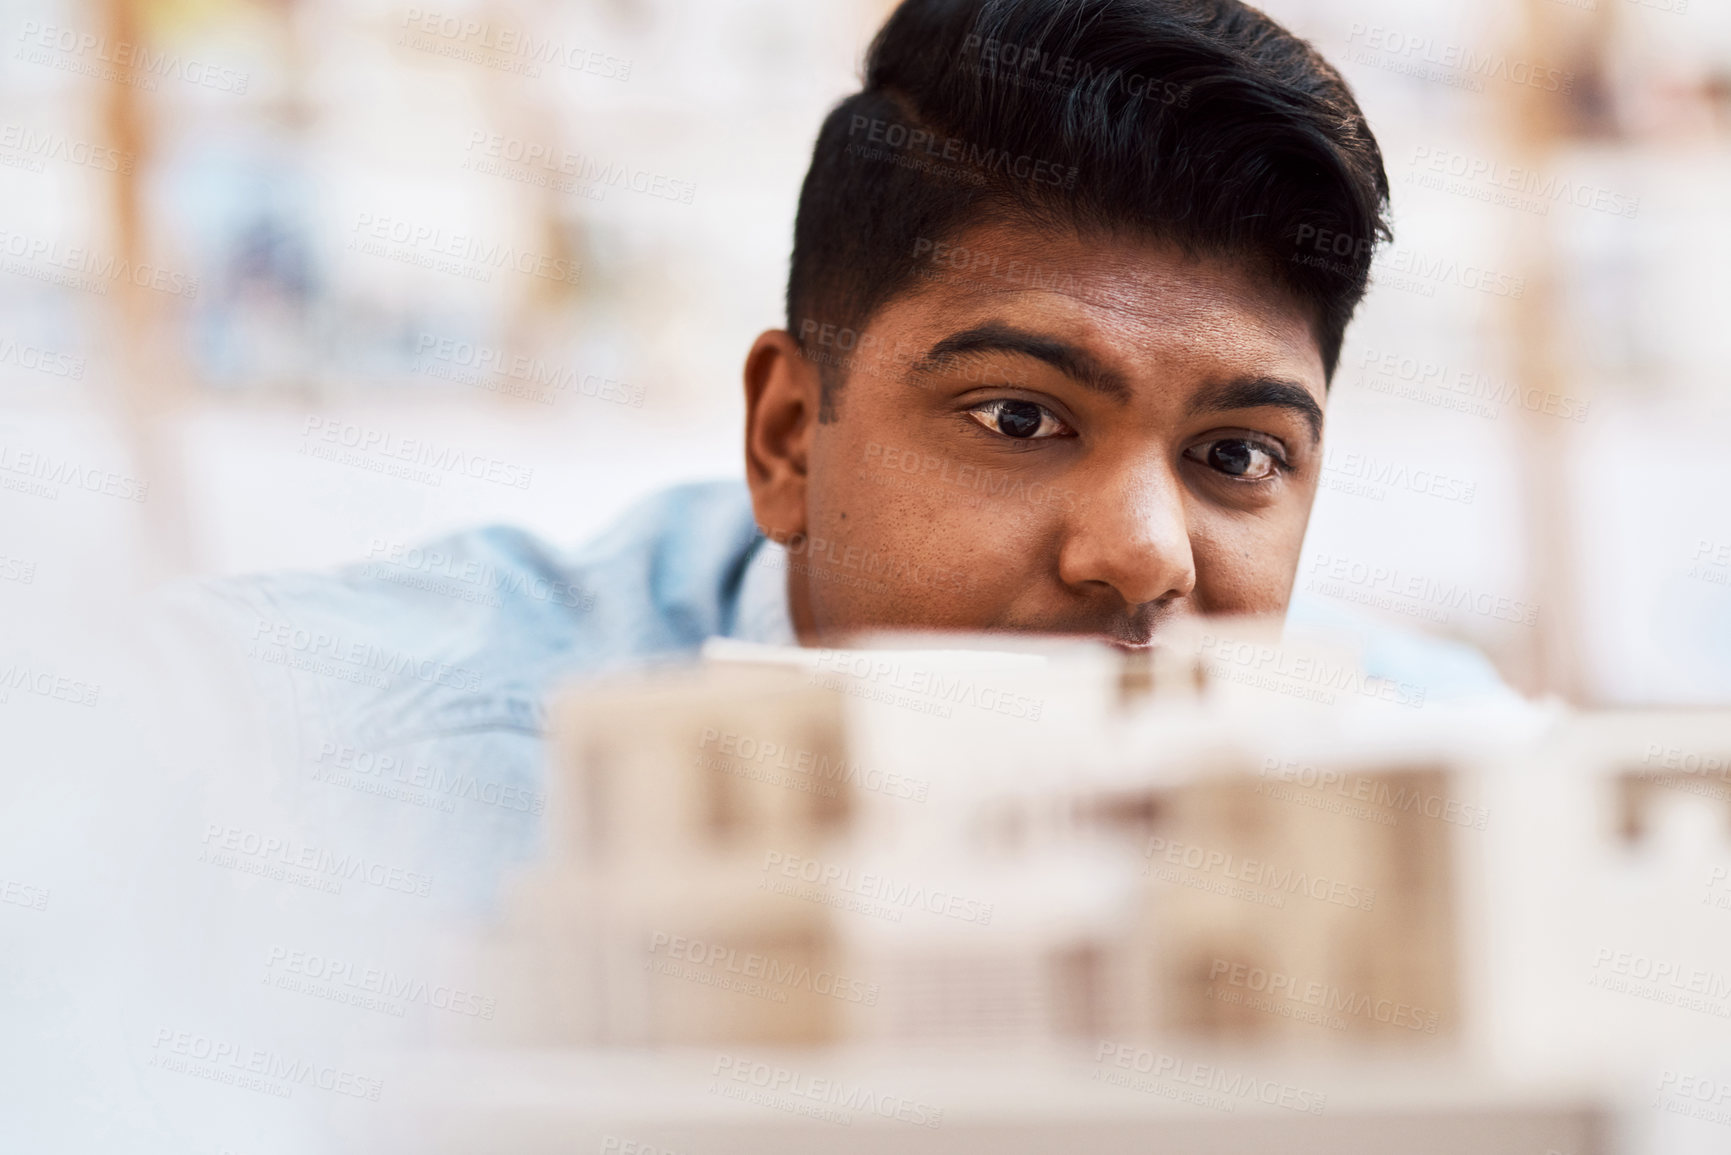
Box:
left=173, top=480, right=763, bottom=741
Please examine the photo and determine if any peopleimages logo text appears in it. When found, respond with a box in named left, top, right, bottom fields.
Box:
left=16, top=20, right=249, bottom=93
left=1209, top=959, right=1441, bottom=1033
left=761, top=850, right=994, bottom=925
left=711, top=1054, right=944, bottom=1128
left=845, top=114, right=1077, bottom=189
left=811, top=648, right=1045, bottom=720
left=301, top=416, right=534, bottom=490
left=1144, top=835, right=1377, bottom=910
left=148, top=1028, right=381, bottom=1099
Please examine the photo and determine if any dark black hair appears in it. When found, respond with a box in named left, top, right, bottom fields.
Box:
left=786, top=0, right=1390, bottom=411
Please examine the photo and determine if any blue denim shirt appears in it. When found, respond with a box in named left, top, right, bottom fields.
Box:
left=187, top=480, right=790, bottom=909
left=183, top=478, right=1511, bottom=910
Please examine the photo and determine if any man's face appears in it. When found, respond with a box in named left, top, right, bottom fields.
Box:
left=745, top=218, right=1328, bottom=650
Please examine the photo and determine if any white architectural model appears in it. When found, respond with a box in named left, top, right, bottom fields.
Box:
left=488, top=625, right=1575, bottom=1052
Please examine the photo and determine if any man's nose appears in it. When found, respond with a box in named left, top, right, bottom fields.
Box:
left=1055, top=461, right=1197, bottom=608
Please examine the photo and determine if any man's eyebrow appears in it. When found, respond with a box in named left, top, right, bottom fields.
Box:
left=909, top=322, right=1130, bottom=401
left=1186, top=378, right=1325, bottom=442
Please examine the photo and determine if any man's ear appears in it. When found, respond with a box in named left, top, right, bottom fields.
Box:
left=743, top=329, right=822, bottom=545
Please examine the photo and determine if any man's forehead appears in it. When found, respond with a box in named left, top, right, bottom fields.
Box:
left=900, top=225, right=1323, bottom=373
left=898, top=280, right=1326, bottom=393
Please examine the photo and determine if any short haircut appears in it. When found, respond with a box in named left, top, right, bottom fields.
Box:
left=786, top=0, right=1391, bottom=414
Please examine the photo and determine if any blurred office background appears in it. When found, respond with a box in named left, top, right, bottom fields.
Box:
left=2, top=0, right=1730, bottom=704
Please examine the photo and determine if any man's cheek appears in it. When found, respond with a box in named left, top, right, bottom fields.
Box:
left=1197, top=518, right=1309, bottom=617
left=802, top=480, right=1007, bottom=629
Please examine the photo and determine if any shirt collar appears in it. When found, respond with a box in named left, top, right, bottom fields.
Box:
left=728, top=536, right=798, bottom=648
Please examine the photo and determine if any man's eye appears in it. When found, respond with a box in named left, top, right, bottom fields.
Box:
left=967, top=399, right=1072, bottom=440
left=1186, top=438, right=1282, bottom=480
